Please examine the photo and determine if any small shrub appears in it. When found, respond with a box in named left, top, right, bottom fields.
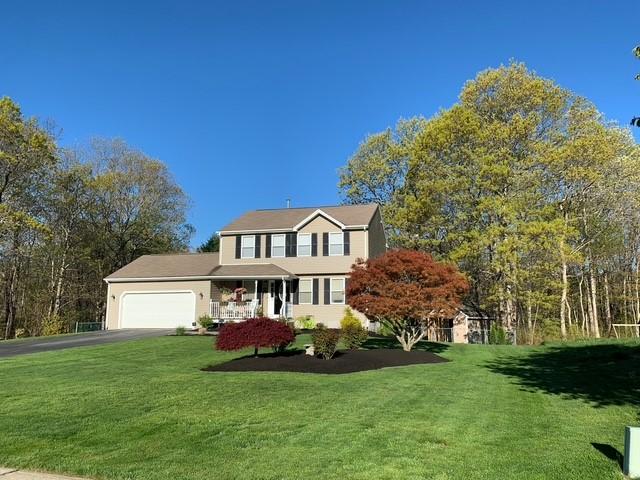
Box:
left=42, top=315, right=66, bottom=336
left=312, top=325, right=340, bottom=360
left=14, top=328, right=27, bottom=339
left=342, top=323, right=368, bottom=350
left=198, top=314, right=214, bottom=329
left=295, top=315, right=316, bottom=330
left=175, top=326, right=186, bottom=336
left=216, top=317, right=295, bottom=356
left=340, top=307, right=360, bottom=330
left=489, top=323, right=509, bottom=345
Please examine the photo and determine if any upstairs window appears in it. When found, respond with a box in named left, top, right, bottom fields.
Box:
left=271, top=234, right=285, bottom=258
left=329, top=232, right=344, bottom=256
left=241, top=235, right=255, bottom=259
left=297, top=233, right=311, bottom=256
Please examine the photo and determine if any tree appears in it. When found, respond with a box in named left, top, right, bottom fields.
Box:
left=341, top=62, right=640, bottom=342
left=347, top=249, right=469, bottom=351
left=198, top=233, right=220, bottom=252
left=633, top=45, right=640, bottom=127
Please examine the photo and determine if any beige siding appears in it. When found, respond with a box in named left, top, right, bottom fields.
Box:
left=219, top=215, right=367, bottom=275
left=106, top=280, right=211, bottom=329
left=368, top=208, right=387, bottom=259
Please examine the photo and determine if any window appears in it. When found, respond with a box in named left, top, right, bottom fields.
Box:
left=299, top=279, right=313, bottom=304
left=271, top=234, right=285, bottom=257
left=241, top=235, right=255, bottom=258
left=330, top=278, right=345, bottom=304
left=329, top=232, right=344, bottom=256
left=297, top=233, right=311, bottom=256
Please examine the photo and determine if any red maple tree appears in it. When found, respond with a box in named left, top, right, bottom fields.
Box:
left=347, top=249, right=469, bottom=351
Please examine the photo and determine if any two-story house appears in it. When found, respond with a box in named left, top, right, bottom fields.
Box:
left=104, top=204, right=386, bottom=330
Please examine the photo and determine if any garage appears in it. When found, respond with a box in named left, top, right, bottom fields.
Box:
left=120, top=291, right=196, bottom=329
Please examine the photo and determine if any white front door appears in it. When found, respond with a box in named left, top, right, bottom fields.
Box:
left=120, top=291, right=196, bottom=329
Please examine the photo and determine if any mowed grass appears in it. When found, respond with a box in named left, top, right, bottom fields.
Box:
left=0, top=335, right=638, bottom=480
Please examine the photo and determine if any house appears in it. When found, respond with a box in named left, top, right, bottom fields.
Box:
left=104, top=203, right=387, bottom=330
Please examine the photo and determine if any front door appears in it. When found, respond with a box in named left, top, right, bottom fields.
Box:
left=268, top=280, right=283, bottom=318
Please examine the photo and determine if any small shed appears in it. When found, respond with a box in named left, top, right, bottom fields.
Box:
left=452, top=307, right=494, bottom=344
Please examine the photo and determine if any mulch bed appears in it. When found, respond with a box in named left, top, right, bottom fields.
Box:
left=202, top=348, right=448, bottom=374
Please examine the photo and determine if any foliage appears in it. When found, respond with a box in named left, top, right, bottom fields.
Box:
left=0, top=104, right=193, bottom=340
left=198, top=314, right=214, bottom=329
left=340, top=62, right=640, bottom=343
left=489, top=323, right=509, bottom=345
left=197, top=233, right=220, bottom=252
left=13, top=328, right=27, bottom=339
left=216, top=317, right=295, bottom=356
left=41, top=315, right=66, bottom=336
left=175, top=326, right=186, bottom=336
left=311, top=325, right=341, bottom=359
left=347, top=249, right=469, bottom=351
left=295, top=315, right=316, bottom=330
left=342, top=323, right=368, bottom=350
left=339, top=307, right=360, bottom=330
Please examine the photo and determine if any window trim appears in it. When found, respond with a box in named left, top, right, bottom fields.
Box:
left=271, top=233, right=286, bottom=258
left=328, top=232, right=344, bottom=256
left=297, top=233, right=312, bottom=257
left=240, top=235, right=256, bottom=259
left=329, top=277, right=345, bottom=305
left=298, top=278, right=313, bottom=305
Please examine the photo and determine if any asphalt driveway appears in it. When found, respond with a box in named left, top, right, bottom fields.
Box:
left=0, top=329, right=171, bottom=358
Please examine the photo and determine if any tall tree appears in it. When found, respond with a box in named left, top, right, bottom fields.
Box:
left=198, top=233, right=220, bottom=252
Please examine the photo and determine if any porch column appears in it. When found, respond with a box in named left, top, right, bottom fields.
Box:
left=254, top=280, right=258, bottom=302
left=282, top=278, right=287, bottom=316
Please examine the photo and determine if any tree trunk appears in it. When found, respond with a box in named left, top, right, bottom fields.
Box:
left=560, top=252, right=568, bottom=340
left=589, top=265, right=600, bottom=338
left=604, top=272, right=612, bottom=336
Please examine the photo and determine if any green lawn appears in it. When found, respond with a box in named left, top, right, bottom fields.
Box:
left=0, top=335, right=638, bottom=480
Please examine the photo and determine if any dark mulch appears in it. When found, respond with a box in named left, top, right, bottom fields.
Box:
left=203, top=348, right=449, bottom=374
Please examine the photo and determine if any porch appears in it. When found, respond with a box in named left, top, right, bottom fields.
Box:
left=209, top=275, right=295, bottom=321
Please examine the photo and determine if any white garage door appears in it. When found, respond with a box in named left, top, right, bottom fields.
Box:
left=121, top=291, right=196, bottom=329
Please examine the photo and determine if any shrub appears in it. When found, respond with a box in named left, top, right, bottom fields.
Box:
left=295, top=315, right=316, bottom=330
left=312, top=325, right=340, bottom=360
left=342, top=323, right=368, bottom=350
left=340, top=307, right=361, bottom=330
left=489, top=323, right=509, bottom=345
left=175, top=326, right=186, bottom=336
left=42, top=315, right=66, bottom=336
left=14, top=328, right=27, bottom=339
left=198, top=314, right=214, bottom=329
left=216, top=317, right=295, bottom=356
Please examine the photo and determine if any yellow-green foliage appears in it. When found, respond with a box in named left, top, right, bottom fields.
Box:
left=340, top=307, right=360, bottom=330
left=42, top=315, right=66, bottom=336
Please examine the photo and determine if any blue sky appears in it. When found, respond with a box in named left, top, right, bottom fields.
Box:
left=2, top=1, right=639, bottom=247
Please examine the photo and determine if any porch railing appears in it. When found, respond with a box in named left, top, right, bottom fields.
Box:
left=210, top=301, right=258, bottom=320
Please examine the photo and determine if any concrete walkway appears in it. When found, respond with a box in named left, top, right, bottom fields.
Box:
left=0, top=468, right=91, bottom=479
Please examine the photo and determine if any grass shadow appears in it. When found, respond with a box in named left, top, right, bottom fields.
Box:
left=591, top=443, right=623, bottom=470
left=485, top=342, right=640, bottom=407
left=362, top=336, right=450, bottom=354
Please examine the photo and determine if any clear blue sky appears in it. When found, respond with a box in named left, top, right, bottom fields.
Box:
left=2, top=1, right=639, bottom=247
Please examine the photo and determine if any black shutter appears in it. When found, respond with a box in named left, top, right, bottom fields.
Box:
left=345, top=278, right=350, bottom=302
left=324, top=278, right=330, bottom=304
left=312, top=278, right=319, bottom=305
left=311, top=233, right=318, bottom=256
left=292, top=279, right=299, bottom=305
left=343, top=231, right=350, bottom=256
left=265, top=234, right=271, bottom=258
left=235, top=235, right=241, bottom=259
left=286, top=232, right=297, bottom=257
left=255, top=234, right=261, bottom=258
left=322, top=232, right=329, bottom=256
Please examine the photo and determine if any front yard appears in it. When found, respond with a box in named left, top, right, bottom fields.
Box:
left=0, top=335, right=638, bottom=480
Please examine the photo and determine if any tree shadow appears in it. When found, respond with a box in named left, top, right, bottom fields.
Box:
left=485, top=342, right=640, bottom=407
left=363, top=336, right=450, bottom=354
left=591, top=443, right=623, bottom=470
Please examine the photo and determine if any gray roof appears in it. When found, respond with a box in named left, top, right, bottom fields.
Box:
left=210, top=264, right=294, bottom=278
left=105, top=252, right=294, bottom=281
left=220, top=204, right=379, bottom=232
left=106, top=253, right=220, bottom=279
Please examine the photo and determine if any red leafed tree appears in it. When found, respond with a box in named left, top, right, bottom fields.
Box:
left=216, top=317, right=295, bottom=357
left=347, top=249, right=469, bottom=351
